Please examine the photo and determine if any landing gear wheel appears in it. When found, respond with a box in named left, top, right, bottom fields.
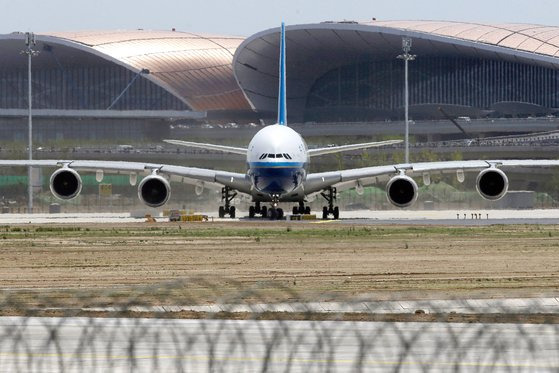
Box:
left=220, top=186, right=237, bottom=219
left=277, top=208, right=284, bottom=220
left=261, top=206, right=267, bottom=218
left=333, top=206, right=339, bottom=220
left=292, top=206, right=298, bottom=215
left=320, top=187, right=338, bottom=220
left=270, top=208, right=277, bottom=220
left=304, top=206, right=311, bottom=215
left=249, top=206, right=255, bottom=218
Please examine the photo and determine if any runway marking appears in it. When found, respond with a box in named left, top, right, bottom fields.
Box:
left=1, top=351, right=557, bottom=370
left=312, top=220, right=336, bottom=224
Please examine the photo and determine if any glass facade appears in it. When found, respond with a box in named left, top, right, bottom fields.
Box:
left=0, top=119, right=167, bottom=142
left=0, top=65, right=188, bottom=111
left=305, top=57, right=559, bottom=122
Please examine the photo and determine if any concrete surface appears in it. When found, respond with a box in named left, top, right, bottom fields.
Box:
left=1, top=209, right=559, bottom=225
left=1, top=316, right=558, bottom=372
left=80, top=297, right=559, bottom=315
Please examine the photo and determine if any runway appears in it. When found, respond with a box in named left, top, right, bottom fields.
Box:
left=1, top=209, right=559, bottom=225
left=1, top=316, right=557, bottom=372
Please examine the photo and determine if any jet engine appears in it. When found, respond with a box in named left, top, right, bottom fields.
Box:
left=49, top=168, right=82, bottom=200
left=195, top=181, right=205, bottom=196
left=386, top=174, right=418, bottom=208
left=138, top=174, right=171, bottom=208
left=476, top=168, right=508, bottom=201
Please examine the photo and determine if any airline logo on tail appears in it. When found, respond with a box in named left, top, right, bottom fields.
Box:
left=277, top=22, right=287, bottom=126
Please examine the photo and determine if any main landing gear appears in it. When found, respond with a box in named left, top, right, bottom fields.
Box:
left=248, top=201, right=284, bottom=220
left=321, top=187, right=339, bottom=220
left=292, top=201, right=311, bottom=215
left=218, top=186, right=237, bottom=218
left=248, top=194, right=284, bottom=220
left=248, top=202, right=268, bottom=218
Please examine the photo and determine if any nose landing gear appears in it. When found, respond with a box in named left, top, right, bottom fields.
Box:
left=321, top=187, right=339, bottom=220
left=267, top=194, right=283, bottom=220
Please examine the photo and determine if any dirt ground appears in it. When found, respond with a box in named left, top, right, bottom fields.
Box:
left=0, top=221, right=558, bottom=306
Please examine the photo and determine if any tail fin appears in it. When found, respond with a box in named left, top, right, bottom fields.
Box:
left=277, top=22, right=287, bottom=125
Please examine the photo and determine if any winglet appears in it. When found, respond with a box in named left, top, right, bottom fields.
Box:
left=277, top=22, right=287, bottom=126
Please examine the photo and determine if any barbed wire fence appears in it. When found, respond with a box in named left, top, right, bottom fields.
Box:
left=0, top=278, right=558, bottom=372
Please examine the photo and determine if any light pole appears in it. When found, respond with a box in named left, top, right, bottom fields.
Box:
left=397, top=36, right=416, bottom=164
left=21, top=32, right=39, bottom=213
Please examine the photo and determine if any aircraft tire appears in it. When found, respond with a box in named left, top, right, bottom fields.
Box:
left=218, top=206, right=225, bottom=218
left=333, top=206, right=339, bottom=220
left=261, top=206, right=267, bottom=218
left=304, top=206, right=311, bottom=215
left=230, top=206, right=236, bottom=218
left=292, top=206, right=298, bottom=215
left=277, top=208, right=283, bottom=220
left=249, top=206, right=255, bottom=218
left=322, top=206, right=328, bottom=220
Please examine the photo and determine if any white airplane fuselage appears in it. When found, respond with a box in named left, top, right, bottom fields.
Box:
left=246, top=124, right=308, bottom=200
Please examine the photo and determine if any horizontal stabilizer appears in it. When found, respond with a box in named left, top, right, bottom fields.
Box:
left=308, top=139, right=403, bottom=157
left=163, top=139, right=247, bottom=155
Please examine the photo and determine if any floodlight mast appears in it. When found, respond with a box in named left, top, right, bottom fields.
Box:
left=397, top=36, right=416, bottom=164
left=21, top=32, right=39, bottom=213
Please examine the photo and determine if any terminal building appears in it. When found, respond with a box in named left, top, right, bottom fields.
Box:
left=0, top=30, right=252, bottom=140
left=1, top=21, right=559, bottom=140
left=234, top=20, right=559, bottom=123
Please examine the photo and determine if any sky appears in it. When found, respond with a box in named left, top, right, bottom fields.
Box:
left=1, top=0, right=558, bottom=36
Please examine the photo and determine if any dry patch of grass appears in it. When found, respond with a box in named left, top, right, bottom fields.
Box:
left=0, top=222, right=558, bottom=307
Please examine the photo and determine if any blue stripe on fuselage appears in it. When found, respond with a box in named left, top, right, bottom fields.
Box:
left=249, top=162, right=304, bottom=168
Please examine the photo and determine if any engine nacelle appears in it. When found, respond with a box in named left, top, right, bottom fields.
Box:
left=138, top=174, right=171, bottom=208
left=49, top=168, right=82, bottom=200
left=476, top=168, right=508, bottom=201
left=386, top=174, right=418, bottom=208
left=194, top=181, right=205, bottom=196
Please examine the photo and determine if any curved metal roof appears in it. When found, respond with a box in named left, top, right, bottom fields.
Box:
left=233, top=21, right=559, bottom=121
left=361, top=20, right=559, bottom=56
left=1, top=29, right=251, bottom=112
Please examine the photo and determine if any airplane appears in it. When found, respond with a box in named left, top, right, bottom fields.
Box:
left=2, top=22, right=559, bottom=220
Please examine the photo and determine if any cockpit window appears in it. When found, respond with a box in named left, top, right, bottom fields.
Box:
left=259, top=153, right=292, bottom=160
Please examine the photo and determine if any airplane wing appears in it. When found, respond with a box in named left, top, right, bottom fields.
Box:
left=163, top=139, right=247, bottom=156
left=303, top=159, right=559, bottom=194
left=0, top=160, right=252, bottom=194
left=165, top=138, right=401, bottom=158
left=307, top=140, right=402, bottom=157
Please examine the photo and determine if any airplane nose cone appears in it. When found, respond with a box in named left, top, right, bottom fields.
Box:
left=251, top=167, right=304, bottom=195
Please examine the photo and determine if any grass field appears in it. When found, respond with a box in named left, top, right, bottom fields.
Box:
left=0, top=221, right=558, bottom=309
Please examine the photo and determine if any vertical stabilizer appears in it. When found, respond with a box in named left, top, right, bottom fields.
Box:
left=277, top=22, right=287, bottom=125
